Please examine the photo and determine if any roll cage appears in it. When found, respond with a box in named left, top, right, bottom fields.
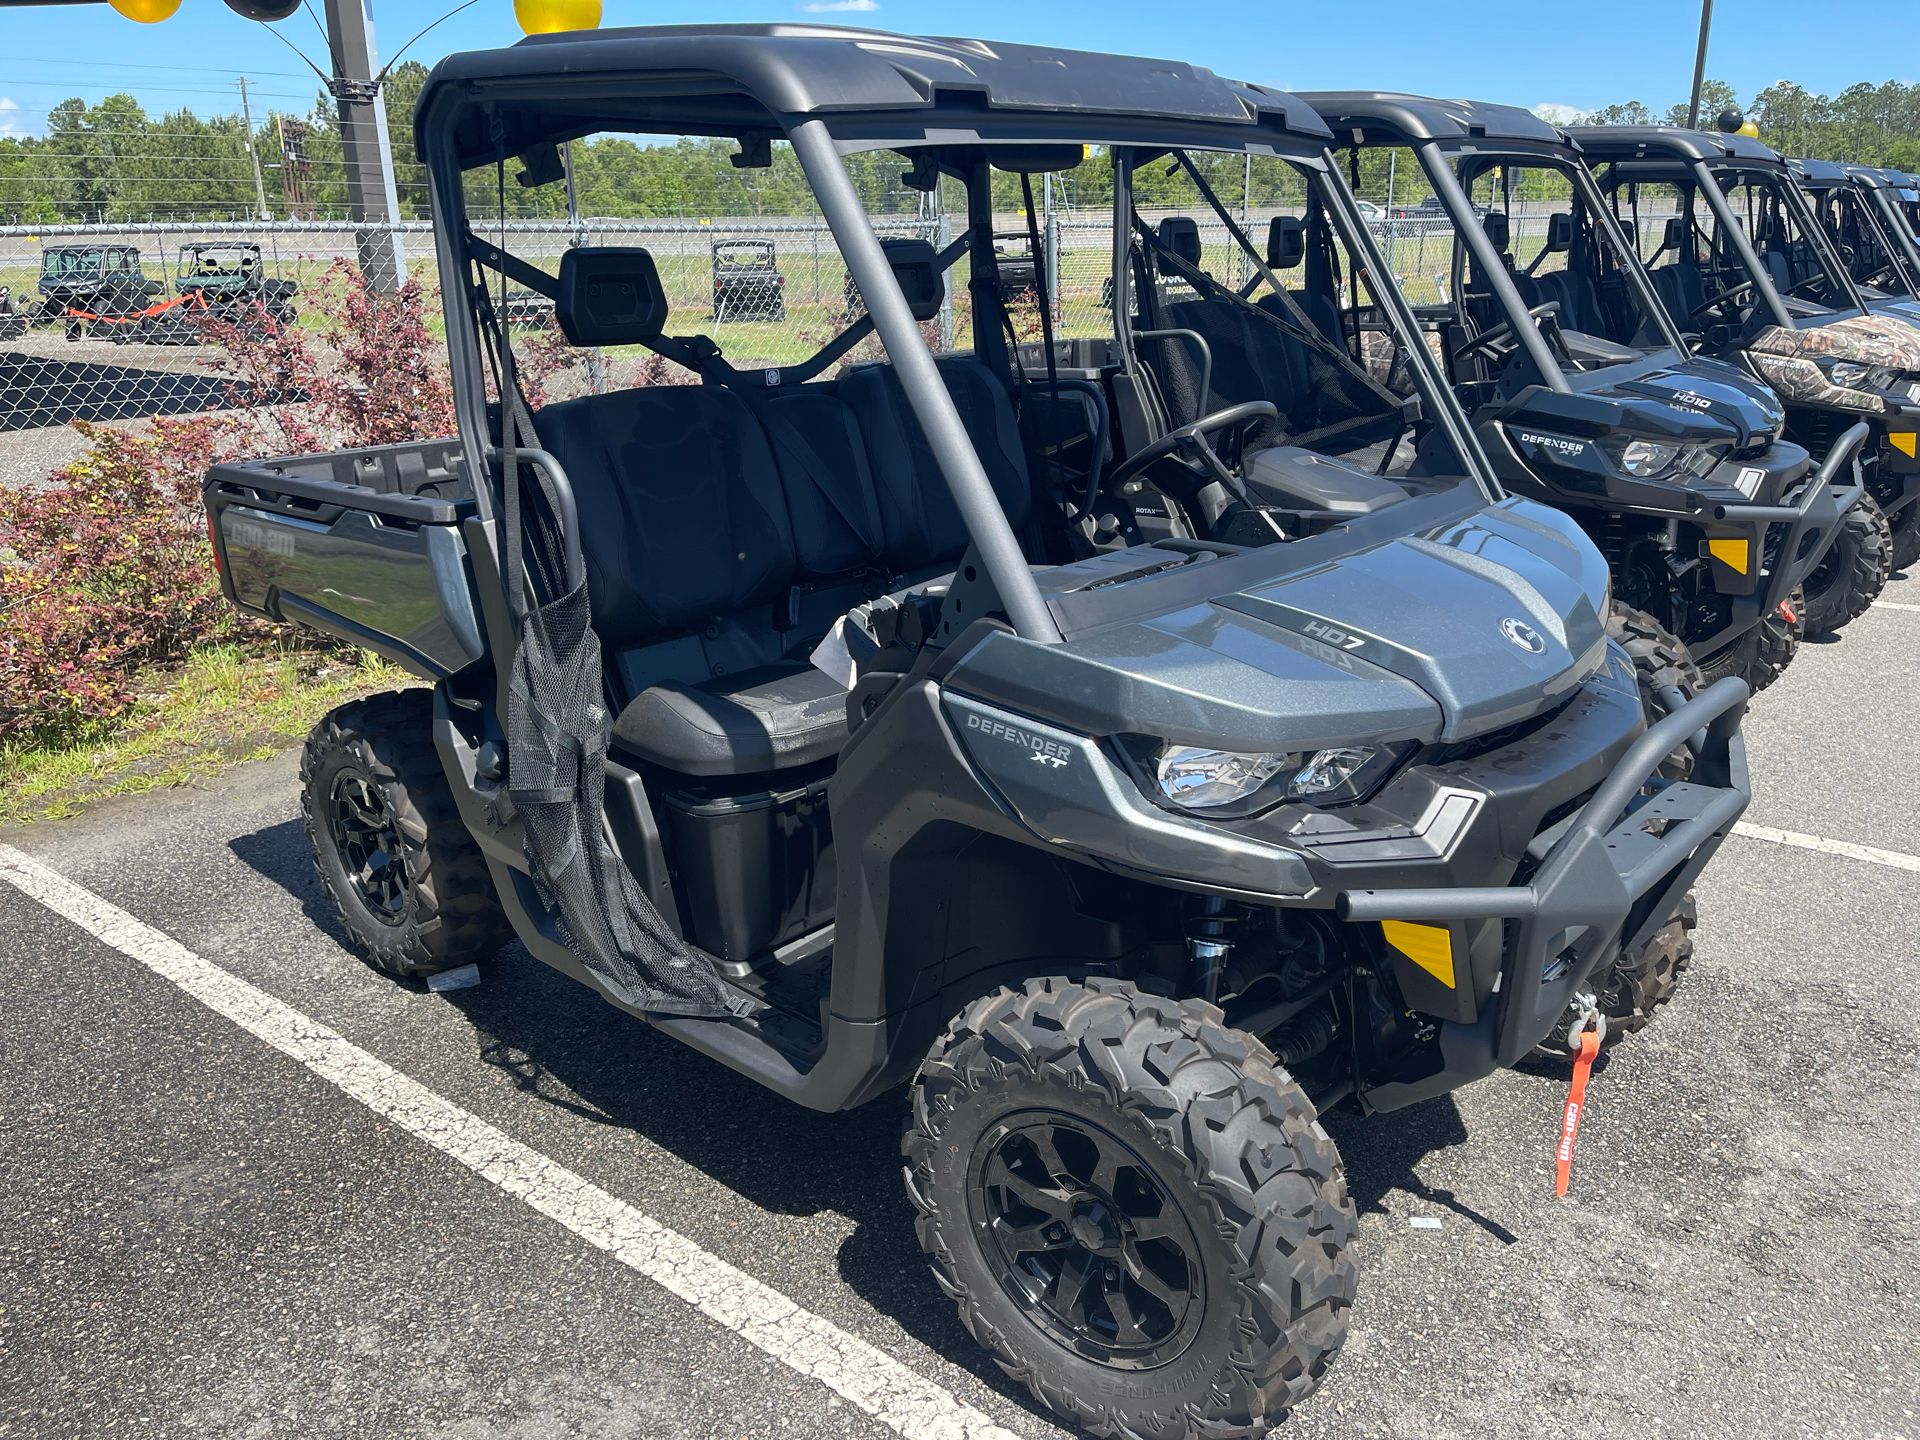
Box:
left=415, top=24, right=1503, bottom=651
left=1579, top=128, right=1869, bottom=334
left=1302, top=94, right=1690, bottom=397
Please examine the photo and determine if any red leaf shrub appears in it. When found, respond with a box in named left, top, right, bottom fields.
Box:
left=0, top=416, right=241, bottom=742
left=1, top=265, right=458, bottom=747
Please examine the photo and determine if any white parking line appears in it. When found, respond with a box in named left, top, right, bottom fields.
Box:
left=1873, top=600, right=1920, bottom=613
left=0, top=845, right=1022, bottom=1440
left=1731, top=821, right=1920, bottom=874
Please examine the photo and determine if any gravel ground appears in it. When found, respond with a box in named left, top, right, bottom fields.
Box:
left=0, top=572, right=1916, bottom=1440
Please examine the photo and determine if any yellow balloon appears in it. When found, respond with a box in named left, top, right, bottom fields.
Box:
left=1738, top=120, right=1761, bottom=139
left=109, top=0, right=183, bottom=20
left=514, top=0, right=601, bottom=35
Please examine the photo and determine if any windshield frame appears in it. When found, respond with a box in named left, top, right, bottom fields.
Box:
left=1449, top=138, right=1693, bottom=358
left=1853, top=178, right=1920, bottom=297
left=1698, top=158, right=1869, bottom=325
left=1104, top=140, right=1504, bottom=503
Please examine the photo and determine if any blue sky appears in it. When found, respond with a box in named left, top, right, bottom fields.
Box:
left=1, top=0, right=1916, bottom=136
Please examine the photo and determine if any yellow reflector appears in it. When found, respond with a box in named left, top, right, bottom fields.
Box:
left=1382, top=920, right=1455, bottom=989
left=1890, top=432, right=1918, bottom=458
left=1708, top=537, right=1750, bottom=575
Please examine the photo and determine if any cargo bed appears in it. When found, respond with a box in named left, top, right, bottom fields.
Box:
left=204, top=439, right=488, bottom=679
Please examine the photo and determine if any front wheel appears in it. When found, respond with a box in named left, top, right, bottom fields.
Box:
left=1801, top=494, right=1891, bottom=637
left=1528, top=897, right=1697, bottom=1062
left=905, top=977, right=1356, bottom=1440
left=302, top=689, right=510, bottom=980
left=1698, top=589, right=1802, bottom=696
left=1887, top=496, right=1920, bottom=575
left=1608, top=602, right=1702, bottom=778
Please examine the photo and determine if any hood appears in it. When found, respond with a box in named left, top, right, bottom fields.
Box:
left=1747, top=310, right=1920, bottom=414
left=947, top=492, right=1611, bottom=753
left=1601, top=357, right=1785, bottom=444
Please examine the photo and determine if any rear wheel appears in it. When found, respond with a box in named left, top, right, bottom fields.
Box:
left=1801, top=494, right=1891, bottom=636
left=905, top=977, right=1355, bottom=1440
left=302, top=690, right=509, bottom=980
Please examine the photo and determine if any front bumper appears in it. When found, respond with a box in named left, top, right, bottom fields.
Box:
left=1710, top=421, right=1869, bottom=614
left=1339, top=675, right=1751, bottom=1108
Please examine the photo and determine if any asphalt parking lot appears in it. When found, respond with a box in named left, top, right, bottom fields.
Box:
left=3, top=575, right=1918, bottom=1440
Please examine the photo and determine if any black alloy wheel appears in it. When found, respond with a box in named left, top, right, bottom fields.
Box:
left=970, top=1110, right=1205, bottom=1369
left=329, top=767, right=413, bottom=925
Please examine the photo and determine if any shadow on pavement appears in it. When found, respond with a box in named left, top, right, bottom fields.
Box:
left=227, top=812, right=1524, bottom=1413
left=0, top=350, right=290, bottom=431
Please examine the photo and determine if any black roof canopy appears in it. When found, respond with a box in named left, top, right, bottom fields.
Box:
left=415, top=24, right=1328, bottom=170
left=1575, top=126, right=1783, bottom=166
left=1787, top=156, right=1849, bottom=190
left=1299, top=91, right=1565, bottom=147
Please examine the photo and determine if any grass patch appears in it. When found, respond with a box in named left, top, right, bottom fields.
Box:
left=0, top=643, right=414, bottom=827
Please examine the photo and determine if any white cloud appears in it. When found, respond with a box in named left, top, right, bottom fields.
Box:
left=799, top=0, right=879, bottom=11
left=0, top=98, right=21, bottom=138
left=1531, top=102, right=1589, bottom=126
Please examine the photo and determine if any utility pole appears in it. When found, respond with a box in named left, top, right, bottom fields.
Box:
left=322, top=0, right=406, bottom=289
left=237, top=77, right=272, bottom=220
left=1687, top=0, right=1714, bottom=131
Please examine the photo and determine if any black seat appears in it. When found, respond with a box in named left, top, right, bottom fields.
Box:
left=840, top=354, right=1038, bottom=570
left=611, top=665, right=849, bottom=777
left=530, top=240, right=1041, bottom=782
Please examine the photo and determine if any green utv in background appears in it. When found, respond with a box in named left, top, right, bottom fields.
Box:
left=204, top=28, right=1750, bottom=1438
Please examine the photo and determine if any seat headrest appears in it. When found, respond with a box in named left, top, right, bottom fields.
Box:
left=1267, top=215, right=1306, bottom=269
left=555, top=246, right=668, bottom=347
left=875, top=237, right=943, bottom=322
left=1545, top=212, right=1574, bottom=253
left=1482, top=211, right=1511, bottom=253
left=1157, top=216, right=1203, bottom=266
left=1663, top=216, right=1686, bottom=250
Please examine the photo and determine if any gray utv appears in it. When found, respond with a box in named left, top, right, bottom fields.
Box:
left=1290, top=94, right=1863, bottom=695
left=1581, top=127, right=1915, bottom=633
left=203, top=27, right=1749, bottom=1439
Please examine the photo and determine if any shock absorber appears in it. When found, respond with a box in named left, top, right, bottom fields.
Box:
left=1186, top=896, right=1241, bottom=1004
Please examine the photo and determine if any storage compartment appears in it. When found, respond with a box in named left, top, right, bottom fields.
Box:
left=659, top=774, right=836, bottom=965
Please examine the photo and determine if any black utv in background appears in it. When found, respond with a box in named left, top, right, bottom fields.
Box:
left=1299, top=94, right=1855, bottom=692
left=709, top=236, right=787, bottom=321
left=1581, top=127, right=1915, bottom=628
left=205, top=27, right=1749, bottom=1438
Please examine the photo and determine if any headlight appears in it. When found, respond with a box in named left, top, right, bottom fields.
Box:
left=1154, top=746, right=1292, bottom=810
left=1604, top=436, right=1728, bottom=481
left=1148, top=741, right=1405, bottom=814
left=1818, top=357, right=1896, bottom=392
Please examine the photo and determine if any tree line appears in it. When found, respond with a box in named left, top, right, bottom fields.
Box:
left=3, top=70, right=1917, bottom=228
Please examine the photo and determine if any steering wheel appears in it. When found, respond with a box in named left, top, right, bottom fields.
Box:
left=1786, top=274, right=1834, bottom=300
left=1105, top=401, right=1280, bottom=497
left=1689, top=277, right=1755, bottom=324
left=1454, top=301, right=1562, bottom=362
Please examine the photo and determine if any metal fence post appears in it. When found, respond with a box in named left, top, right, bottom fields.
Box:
left=937, top=209, right=954, bottom=351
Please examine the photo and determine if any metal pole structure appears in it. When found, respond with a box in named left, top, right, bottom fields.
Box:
left=1687, top=0, right=1714, bottom=131
left=322, top=0, right=406, bottom=289
left=237, top=78, right=272, bottom=220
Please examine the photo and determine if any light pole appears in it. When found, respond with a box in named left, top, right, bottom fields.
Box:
left=1687, top=0, right=1714, bottom=131
left=322, top=0, right=407, bottom=289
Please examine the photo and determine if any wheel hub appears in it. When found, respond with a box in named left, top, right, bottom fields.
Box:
left=330, top=769, right=411, bottom=925
left=969, top=1111, right=1206, bottom=1370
